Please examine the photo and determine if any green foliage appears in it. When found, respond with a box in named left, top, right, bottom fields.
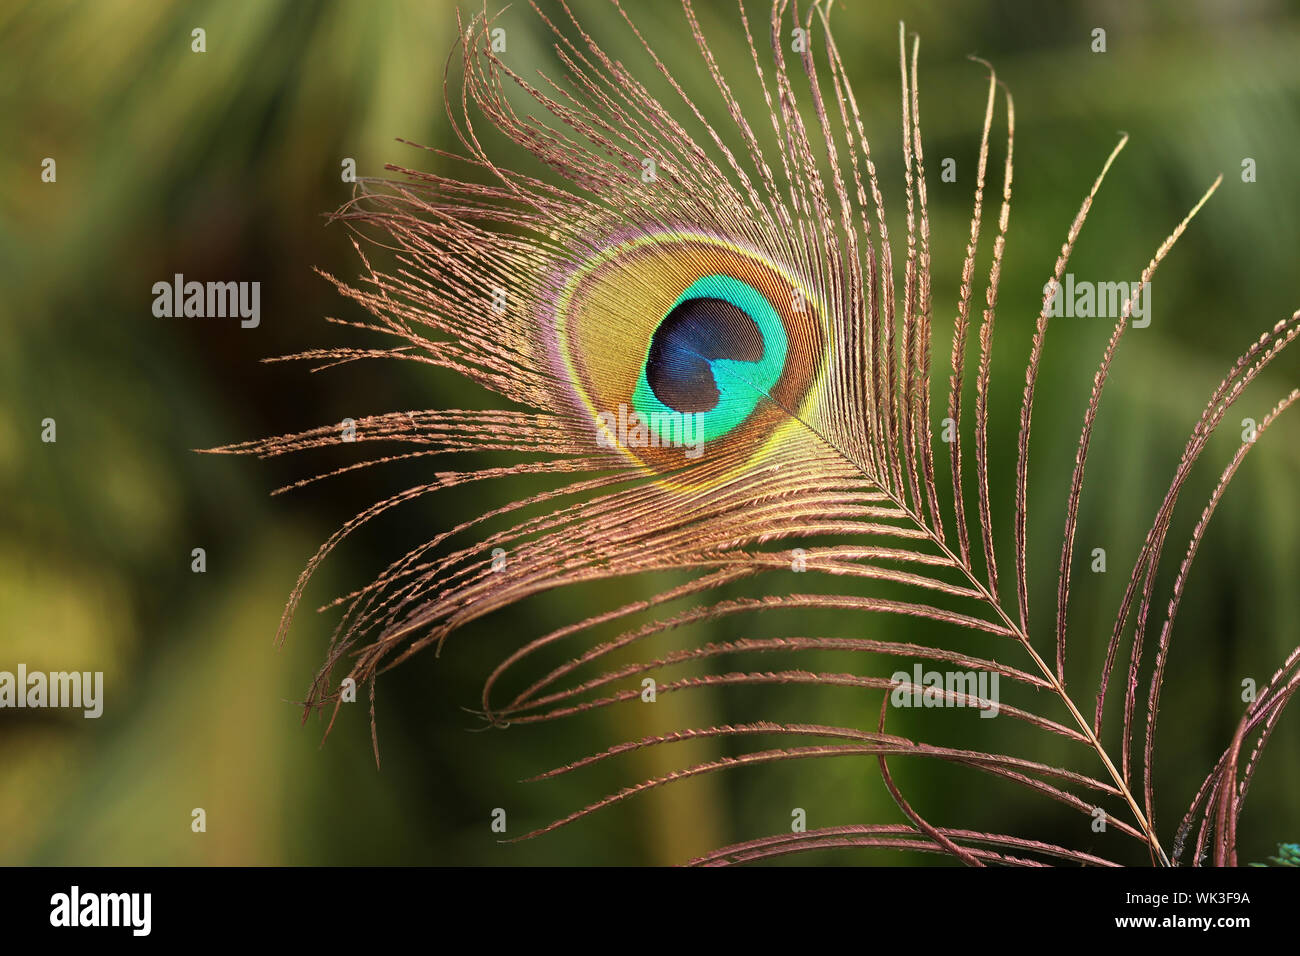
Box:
left=1250, top=842, right=1300, bottom=867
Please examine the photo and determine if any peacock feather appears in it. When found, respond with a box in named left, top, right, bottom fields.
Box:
left=208, top=1, right=1300, bottom=866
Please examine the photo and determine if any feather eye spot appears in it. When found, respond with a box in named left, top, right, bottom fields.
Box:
left=636, top=274, right=788, bottom=443
left=645, top=297, right=762, bottom=414
left=552, top=233, right=826, bottom=477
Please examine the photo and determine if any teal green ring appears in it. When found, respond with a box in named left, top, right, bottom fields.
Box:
left=630, top=274, right=788, bottom=446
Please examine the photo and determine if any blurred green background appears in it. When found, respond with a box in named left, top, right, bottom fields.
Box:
left=1, top=0, right=1297, bottom=866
